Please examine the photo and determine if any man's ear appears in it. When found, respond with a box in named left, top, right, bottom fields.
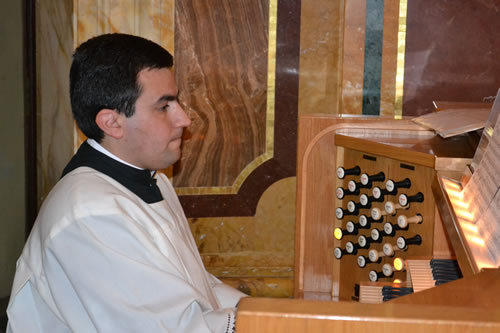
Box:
left=95, top=109, right=124, bottom=139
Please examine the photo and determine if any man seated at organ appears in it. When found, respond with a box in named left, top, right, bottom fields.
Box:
left=6, top=33, right=246, bottom=333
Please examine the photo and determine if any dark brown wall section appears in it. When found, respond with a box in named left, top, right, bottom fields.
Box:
left=403, top=0, right=500, bottom=116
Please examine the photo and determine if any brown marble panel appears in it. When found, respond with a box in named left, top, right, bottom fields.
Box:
left=341, top=0, right=366, bottom=115
left=177, top=0, right=301, bottom=217
left=403, top=0, right=500, bottom=116
left=174, top=0, right=269, bottom=187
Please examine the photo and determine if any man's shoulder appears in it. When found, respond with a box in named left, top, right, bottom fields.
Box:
left=54, top=167, right=130, bottom=202
left=38, top=167, right=141, bottom=225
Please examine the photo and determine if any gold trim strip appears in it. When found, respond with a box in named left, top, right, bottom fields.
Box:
left=176, top=0, right=277, bottom=195
left=394, top=0, right=408, bottom=119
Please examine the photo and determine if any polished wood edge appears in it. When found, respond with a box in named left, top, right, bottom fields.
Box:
left=432, top=173, right=477, bottom=276
left=334, top=133, right=436, bottom=168
left=236, top=297, right=500, bottom=327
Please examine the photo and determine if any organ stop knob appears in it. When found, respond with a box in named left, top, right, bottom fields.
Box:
left=384, top=201, right=409, bottom=215
left=369, top=270, right=386, bottom=282
left=359, top=194, right=383, bottom=207
left=337, top=165, right=361, bottom=179
left=348, top=180, right=372, bottom=192
left=382, top=243, right=400, bottom=257
left=336, top=207, right=357, bottom=219
left=396, top=234, right=422, bottom=250
left=397, top=214, right=423, bottom=228
left=371, top=207, right=391, bottom=221
left=359, top=214, right=375, bottom=228
left=370, top=228, right=385, bottom=243
left=336, top=186, right=359, bottom=199
left=360, top=172, right=385, bottom=186
left=346, top=200, right=361, bottom=214
left=372, top=186, right=392, bottom=201
left=383, top=222, right=407, bottom=237
left=368, top=248, right=388, bottom=262
left=358, top=234, right=375, bottom=248
left=345, top=241, right=360, bottom=255
left=385, top=178, right=411, bottom=193
left=399, top=192, right=424, bottom=206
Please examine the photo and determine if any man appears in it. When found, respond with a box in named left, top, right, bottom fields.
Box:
left=7, top=33, right=246, bottom=332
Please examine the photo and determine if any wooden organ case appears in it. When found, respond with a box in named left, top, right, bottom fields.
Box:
left=236, top=112, right=500, bottom=332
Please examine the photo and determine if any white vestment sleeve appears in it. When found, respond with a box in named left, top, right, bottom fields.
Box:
left=207, top=274, right=248, bottom=309
left=42, top=214, right=234, bottom=333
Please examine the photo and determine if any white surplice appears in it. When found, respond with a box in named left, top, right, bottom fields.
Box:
left=7, top=167, right=245, bottom=332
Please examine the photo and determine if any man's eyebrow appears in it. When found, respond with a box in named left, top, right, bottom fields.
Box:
left=155, top=93, right=179, bottom=104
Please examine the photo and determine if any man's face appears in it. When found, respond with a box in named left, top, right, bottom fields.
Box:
left=120, top=68, right=191, bottom=170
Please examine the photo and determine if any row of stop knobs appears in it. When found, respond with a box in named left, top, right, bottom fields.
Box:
left=334, top=235, right=421, bottom=282
left=335, top=166, right=424, bottom=281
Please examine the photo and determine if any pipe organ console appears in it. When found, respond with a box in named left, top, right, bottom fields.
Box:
left=236, top=101, right=500, bottom=332
left=331, top=130, right=446, bottom=300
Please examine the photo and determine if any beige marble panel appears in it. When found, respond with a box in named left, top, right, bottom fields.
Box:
left=341, top=0, right=366, bottom=115
left=298, top=0, right=344, bottom=115
left=189, top=177, right=296, bottom=297
left=37, top=0, right=75, bottom=206
left=74, top=0, right=174, bottom=59
left=380, top=0, right=401, bottom=117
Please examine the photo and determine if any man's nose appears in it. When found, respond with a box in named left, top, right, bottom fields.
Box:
left=176, top=104, right=192, bottom=128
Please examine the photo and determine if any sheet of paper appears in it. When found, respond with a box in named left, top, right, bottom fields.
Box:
left=462, top=110, right=500, bottom=222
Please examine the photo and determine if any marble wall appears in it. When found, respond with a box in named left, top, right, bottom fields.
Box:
left=35, top=0, right=500, bottom=299
left=36, top=0, right=74, bottom=206
left=174, top=0, right=269, bottom=188
left=298, top=0, right=404, bottom=117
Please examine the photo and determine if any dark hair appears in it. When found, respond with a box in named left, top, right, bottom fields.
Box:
left=69, top=33, right=173, bottom=141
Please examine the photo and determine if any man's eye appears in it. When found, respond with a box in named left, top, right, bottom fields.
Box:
left=160, top=104, right=169, bottom=111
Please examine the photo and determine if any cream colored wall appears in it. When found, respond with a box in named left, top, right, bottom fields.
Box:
left=299, top=0, right=345, bottom=115
left=0, top=0, right=26, bottom=297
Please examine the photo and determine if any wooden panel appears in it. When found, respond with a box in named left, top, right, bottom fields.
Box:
left=236, top=293, right=500, bottom=333
left=432, top=207, right=454, bottom=258
left=335, top=134, right=435, bottom=168
left=335, top=146, right=436, bottom=300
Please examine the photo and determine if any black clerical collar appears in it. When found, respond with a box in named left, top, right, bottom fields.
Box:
left=61, top=141, right=163, bottom=204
